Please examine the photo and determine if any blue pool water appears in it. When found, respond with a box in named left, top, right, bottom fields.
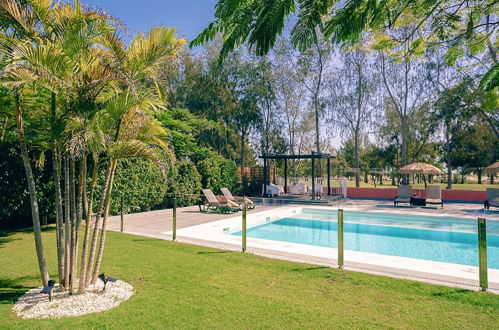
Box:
left=232, top=210, right=499, bottom=268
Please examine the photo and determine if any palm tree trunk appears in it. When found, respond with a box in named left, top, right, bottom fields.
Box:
left=69, top=160, right=78, bottom=293
left=64, top=156, right=71, bottom=289
left=15, top=93, right=49, bottom=286
left=85, top=160, right=114, bottom=287
left=79, top=154, right=99, bottom=293
left=91, top=159, right=117, bottom=284
left=69, top=157, right=85, bottom=292
left=52, top=142, right=65, bottom=287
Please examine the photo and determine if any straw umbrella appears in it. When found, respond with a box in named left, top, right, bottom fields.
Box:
left=484, top=161, right=499, bottom=184
left=484, top=161, right=499, bottom=174
left=398, top=162, right=443, bottom=188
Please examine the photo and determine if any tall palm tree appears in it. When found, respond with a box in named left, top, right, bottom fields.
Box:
left=85, top=27, right=185, bottom=285
left=0, top=0, right=117, bottom=290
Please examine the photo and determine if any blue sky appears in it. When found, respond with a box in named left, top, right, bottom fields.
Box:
left=84, top=0, right=217, bottom=41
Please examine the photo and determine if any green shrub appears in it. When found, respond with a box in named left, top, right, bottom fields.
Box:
left=196, top=153, right=240, bottom=194
left=0, top=142, right=54, bottom=229
left=96, top=158, right=167, bottom=215
left=164, top=161, right=202, bottom=207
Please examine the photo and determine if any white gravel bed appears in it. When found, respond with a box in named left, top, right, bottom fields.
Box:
left=13, top=279, right=134, bottom=319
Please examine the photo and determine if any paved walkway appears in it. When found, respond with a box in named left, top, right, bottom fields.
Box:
left=106, top=204, right=276, bottom=238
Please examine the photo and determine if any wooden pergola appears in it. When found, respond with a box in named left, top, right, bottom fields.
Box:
left=259, top=152, right=336, bottom=200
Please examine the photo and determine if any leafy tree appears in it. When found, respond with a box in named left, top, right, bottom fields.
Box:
left=192, top=0, right=497, bottom=91
left=326, top=45, right=379, bottom=187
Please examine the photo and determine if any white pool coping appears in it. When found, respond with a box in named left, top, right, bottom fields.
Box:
left=165, top=206, right=499, bottom=289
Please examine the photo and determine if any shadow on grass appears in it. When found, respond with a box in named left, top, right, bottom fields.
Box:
left=0, top=276, right=39, bottom=305
left=432, top=289, right=470, bottom=297
left=0, top=226, right=55, bottom=248
left=292, top=266, right=329, bottom=272
left=197, top=251, right=234, bottom=255
left=431, top=288, right=499, bottom=308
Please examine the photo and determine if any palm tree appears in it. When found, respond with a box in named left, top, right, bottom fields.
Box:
left=0, top=0, right=117, bottom=290
left=85, top=27, right=185, bottom=285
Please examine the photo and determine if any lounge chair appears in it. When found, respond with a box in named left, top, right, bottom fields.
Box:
left=485, top=188, right=499, bottom=210
left=220, top=188, right=255, bottom=210
left=200, top=189, right=239, bottom=213
left=289, top=183, right=307, bottom=195
left=394, top=185, right=412, bottom=205
left=425, top=185, right=443, bottom=207
left=266, top=183, right=284, bottom=197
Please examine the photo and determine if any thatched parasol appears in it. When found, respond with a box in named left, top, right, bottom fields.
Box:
left=484, top=161, right=499, bottom=174
left=398, top=162, right=443, bottom=188
left=398, top=162, right=443, bottom=175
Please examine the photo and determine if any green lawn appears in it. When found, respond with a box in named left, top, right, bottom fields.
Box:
left=1, top=228, right=498, bottom=329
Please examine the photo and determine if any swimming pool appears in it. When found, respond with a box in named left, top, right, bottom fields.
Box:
left=232, top=209, right=499, bottom=269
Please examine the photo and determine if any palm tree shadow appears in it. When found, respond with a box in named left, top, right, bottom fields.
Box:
left=0, top=227, right=55, bottom=248
left=0, top=276, right=37, bottom=305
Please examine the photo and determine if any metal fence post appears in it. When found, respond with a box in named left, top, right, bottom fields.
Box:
left=120, top=194, right=124, bottom=233
left=478, top=217, right=488, bottom=291
left=242, top=198, right=247, bottom=252
left=338, top=209, right=344, bottom=269
left=172, top=192, right=177, bottom=241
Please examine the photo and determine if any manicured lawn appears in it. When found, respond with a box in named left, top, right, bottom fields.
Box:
left=1, top=227, right=498, bottom=329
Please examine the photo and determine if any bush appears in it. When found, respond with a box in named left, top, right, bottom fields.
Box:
left=0, top=143, right=54, bottom=230
left=164, top=161, right=202, bottom=207
left=196, top=153, right=240, bottom=194
left=96, top=158, right=167, bottom=215
left=241, top=176, right=261, bottom=197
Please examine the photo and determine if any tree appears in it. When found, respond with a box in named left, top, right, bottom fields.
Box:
left=326, top=45, right=378, bottom=187
left=0, top=0, right=184, bottom=293
left=192, top=0, right=497, bottom=91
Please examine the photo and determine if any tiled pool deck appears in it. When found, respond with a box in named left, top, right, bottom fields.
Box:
left=107, top=199, right=499, bottom=293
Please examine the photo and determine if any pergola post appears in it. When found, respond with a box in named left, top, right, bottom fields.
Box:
left=327, top=157, right=331, bottom=196
left=311, top=157, right=315, bottom=200
left=284, top=159, right=288, bottom=194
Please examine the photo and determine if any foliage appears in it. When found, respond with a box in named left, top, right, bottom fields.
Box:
left=94, top=158, right=168, bottom=215
left=164, top=161, right=202, bottom=207
left=195, top=151, right=240, bottom=194
left=0, top=143, right=53, bottom=229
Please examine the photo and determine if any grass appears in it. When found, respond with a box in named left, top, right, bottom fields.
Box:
left=1, top=227, right=498, bottom=329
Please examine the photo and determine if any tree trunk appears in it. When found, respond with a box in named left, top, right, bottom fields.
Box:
left=445, top=125, right=452, bottom=189
left=240, top=131, right=245, bottom=169
left=52, top=142, right=65, bottom=287
left=354, top=129, right=360, bottom=187
left=15, top=93, right=49, bottom=286
left=64, top=156, right=71, bottom=289
left=91, top=159, right=118, bottom=284
left=79, top=154, right=99, bottom=293
left=69, top=157, right=85, bottom=291
left=85, top=160, right=114, bottom=287
left=400, top=116, right=409, bottom=184
left=68, top=160, right=77, bottom=293
left=477, top=170, right=482, bottom=184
